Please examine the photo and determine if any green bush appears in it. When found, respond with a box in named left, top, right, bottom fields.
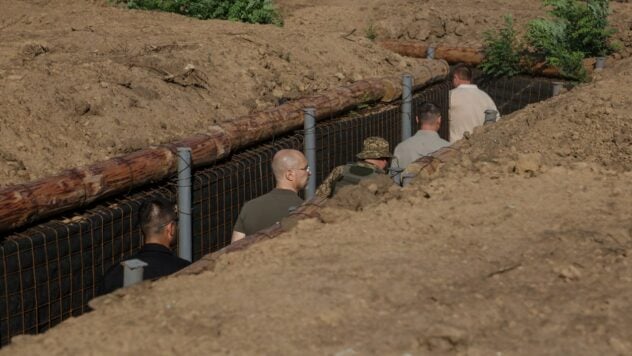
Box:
left=120, top=0, right=283, bottom=25
left=479, top=0, right=615, bottom=81
left=480, top=16, right=525, bottom=78
left=365, top=24, right=377, bottom=41
left=544, top=0, right=615, bottom=56
left=526, top=17, right=587, bottom=81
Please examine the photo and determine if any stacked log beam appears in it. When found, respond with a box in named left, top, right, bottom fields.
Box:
left=378, top=40, right=596, bottom=78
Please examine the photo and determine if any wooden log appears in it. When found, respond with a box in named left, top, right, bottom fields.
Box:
left=0, top=62, right=449, bottom=233
left=378, top=40, right=596, bottom=79
left=378, top=40, right=484, bottom=65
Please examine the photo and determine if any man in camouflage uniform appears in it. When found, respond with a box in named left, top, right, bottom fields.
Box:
left=315, top=136, right=393, bottom=198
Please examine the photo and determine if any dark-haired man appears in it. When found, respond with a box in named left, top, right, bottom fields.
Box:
left=449, top=64, right=499, bottom=142
left=100, top=197, right=190, bottom=294
left=390, top=102, right=450, bottom=185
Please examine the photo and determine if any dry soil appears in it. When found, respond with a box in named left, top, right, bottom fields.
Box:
left=1, top=1, right=632, bottom=355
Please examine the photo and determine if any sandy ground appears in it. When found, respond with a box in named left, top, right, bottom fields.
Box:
left=0, top=0, right=631, bottom=185
left=1, top=1, right=632, bottom=354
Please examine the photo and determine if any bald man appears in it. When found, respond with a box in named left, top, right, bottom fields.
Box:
left=231, top=149, right=311, bottom=242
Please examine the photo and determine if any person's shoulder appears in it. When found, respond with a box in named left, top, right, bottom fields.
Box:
left=174, top=256, right=191, bottom=268
left=395, top=136, right=414, bottom=150
left=329, top=165, right=346, bottom=175
left=242, top=192, right=271, bottom=210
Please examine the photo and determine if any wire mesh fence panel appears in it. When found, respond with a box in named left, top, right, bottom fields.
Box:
left=476, top=75, right=555, bottom=116
left=0, top=80, right=452, bottom=347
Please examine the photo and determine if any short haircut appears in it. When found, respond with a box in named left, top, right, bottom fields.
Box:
left=271, top=149, right=302, bottom=181
left=452, top=64, right=472, bottom=82
left=418, top=102, right=441, bottom=126
left=138, top=197, right=177, bottom=236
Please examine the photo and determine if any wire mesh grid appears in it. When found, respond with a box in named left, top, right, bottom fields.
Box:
left=0, top=77, right=551, bottom=346
left=475, top=74, right=555, bottom=116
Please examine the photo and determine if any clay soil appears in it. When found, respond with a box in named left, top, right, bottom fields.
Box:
left=2, top=0, right=632, bottom=355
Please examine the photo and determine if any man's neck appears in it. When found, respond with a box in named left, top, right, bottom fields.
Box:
left=145, top=238, right=169, bottom=248
left=275, top=183, right=298, bottom=193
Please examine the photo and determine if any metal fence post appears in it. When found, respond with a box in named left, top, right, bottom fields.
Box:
left=122, top=259, right=148, bottom=287
left=484, top=109, right=498, bottom=124
left=401, top=74, right=413, bottom=141
left=177, top=147, right=192, bottom=262
left=303, top=108, right=317, bottom=200
left=427, top=46, right=435, bottom=59
left=552, top=81, right=564, bottom=96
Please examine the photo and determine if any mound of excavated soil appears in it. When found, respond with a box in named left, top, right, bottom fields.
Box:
left=3, top=34, right=632, bottom=356
left=1, top=0, right=632, bottom=186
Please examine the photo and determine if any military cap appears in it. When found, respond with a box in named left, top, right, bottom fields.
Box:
left=356, top=136, right=393, bottom=160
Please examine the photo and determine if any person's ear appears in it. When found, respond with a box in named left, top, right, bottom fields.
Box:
left=167, top=221, right=176, bottom=239
left=285, top=168, right=295, bottom=182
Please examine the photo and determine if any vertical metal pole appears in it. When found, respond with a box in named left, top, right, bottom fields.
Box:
left=595, top=57, right=606, bottom=71
left=177, top=147, right=192, bottom=262
left=427, top=46, right=435, bottom=59
left=401, top=74, right=413, bottom=141
left=303, top=108, right=317, bottom=200
left=552, top=81, right=564, bottom=96
left=484, top=109, right=498, bottom=124
left=122, top=259, right=148, bottom=287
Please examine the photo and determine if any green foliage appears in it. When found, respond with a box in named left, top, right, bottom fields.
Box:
left=480, top=16, right=525, bottom=78
left=365, top=23, right=377, bottom=41
left=526, top=17, right=587, bottom=81
left=479, top=0, right=616, bottom=81
left=543, top=0, right=615, bottom=56
left=120, top=0, right=283, bottom=25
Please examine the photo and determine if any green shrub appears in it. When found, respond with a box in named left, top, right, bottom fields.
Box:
left=480, top=16, right=525, bottom=78
left=526, top=17, right=587, bottom=81
left=365, top=23, right=377, bottom=41
left=480, top=0, right=615, bottom=81
left=543, top=0, right=615, bottom=56
left=120, top=0, right=283, bottom=25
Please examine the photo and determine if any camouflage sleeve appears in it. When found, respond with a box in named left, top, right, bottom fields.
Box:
left=315, top=165, right=345, bottom=199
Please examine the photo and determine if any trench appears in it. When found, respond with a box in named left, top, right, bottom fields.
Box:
left=0, top=74, right=558, bottom=347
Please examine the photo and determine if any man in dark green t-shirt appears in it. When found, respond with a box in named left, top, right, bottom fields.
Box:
left=231, top=149, right=310, bottom=242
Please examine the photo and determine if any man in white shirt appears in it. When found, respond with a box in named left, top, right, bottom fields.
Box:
left=391, top=102, right=450, bottom=185
left=449, top=64, right=499, bottom=143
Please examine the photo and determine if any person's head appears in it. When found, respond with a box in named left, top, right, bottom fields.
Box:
left=272, top=149, right=311, bottom=192
left=416, top=102, right=442, bottom=132
left=138, top=197, right=178, bottom=247
left=356, top=136, right=393, bottom=170
left=452, top=64, right=472, bottom=88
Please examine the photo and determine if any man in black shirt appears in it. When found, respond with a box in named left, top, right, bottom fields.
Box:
left=100, top=197, right=191, bottom=294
